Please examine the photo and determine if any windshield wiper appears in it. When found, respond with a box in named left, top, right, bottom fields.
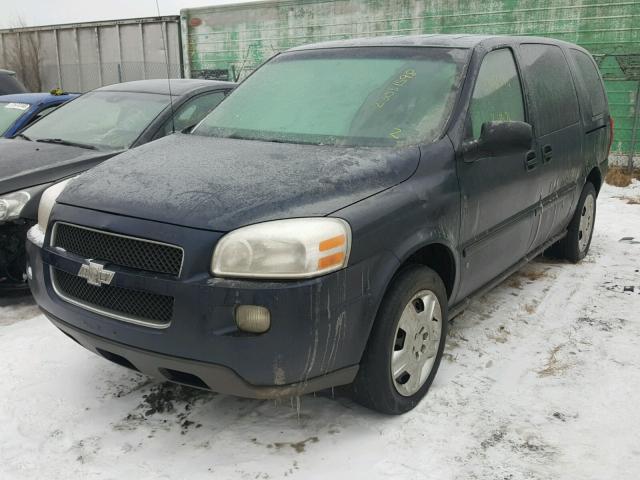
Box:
left=36, top=138, right=97, bottom=150
left=225, top=133, right=291, bottom=144
left=14, top=133, right=32, bottom=141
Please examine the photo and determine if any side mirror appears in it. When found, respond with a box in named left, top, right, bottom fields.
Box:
left=462, top=121, right=533, bottom=159
left=181, top=124, right=196, bottom=134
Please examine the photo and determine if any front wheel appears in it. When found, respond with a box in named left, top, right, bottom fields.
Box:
left=352, top=265, right=448, bottom=415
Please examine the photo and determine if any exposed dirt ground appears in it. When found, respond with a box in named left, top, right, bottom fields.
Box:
left=1, top=181, right=639, bottom=479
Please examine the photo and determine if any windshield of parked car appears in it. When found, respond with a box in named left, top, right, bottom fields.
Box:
left=23, top=91, right=170, bottom=150
left=193, top=47, right=468, bottom=147
left=0, top=102, right=29, bottom=135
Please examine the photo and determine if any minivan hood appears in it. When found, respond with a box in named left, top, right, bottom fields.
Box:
left=60, top=134, right=420, bottom=231
left=0, top=138, right=120, bottom=194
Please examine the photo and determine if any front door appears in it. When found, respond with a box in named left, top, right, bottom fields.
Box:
left=456, top=47, right=539, bottom=300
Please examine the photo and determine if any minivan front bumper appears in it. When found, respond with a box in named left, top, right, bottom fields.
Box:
left=44, top=311, right=358, bottom=398
left=27, top=205, right=393, bottom=397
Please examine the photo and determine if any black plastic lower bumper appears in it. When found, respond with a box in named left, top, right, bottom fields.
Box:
left=46, top=310, right=359, bottom=398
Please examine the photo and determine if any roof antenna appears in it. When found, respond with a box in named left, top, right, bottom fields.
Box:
left=155, top=0, right=176, bottom=133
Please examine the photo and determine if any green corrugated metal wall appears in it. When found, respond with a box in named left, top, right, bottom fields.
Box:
left=182, top=0, right=640, bottom=159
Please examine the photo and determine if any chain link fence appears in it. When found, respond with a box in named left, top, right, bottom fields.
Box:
left=598, top=53, right=640, bottom=169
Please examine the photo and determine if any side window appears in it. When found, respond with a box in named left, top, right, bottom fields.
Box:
left=156, top=91, right=226, bottom=139
left=468, top=49, right=525, bottom=139
left=570, top=49, right=606, bottom=118
left=520, top=44, right=579, bottom=135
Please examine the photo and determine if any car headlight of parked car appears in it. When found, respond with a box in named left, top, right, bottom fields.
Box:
left=211, top=218, right=351, bottom=279
left=0, top=191, right=31, bottom=222
left=27, top=177, right=76, bottom=247
left=37, top=177, right=76, bottom=232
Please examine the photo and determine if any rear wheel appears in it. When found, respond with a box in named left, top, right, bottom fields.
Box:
left=352, top=265, right=448, bottom=415
left=547, top=182, right=597, bottom=263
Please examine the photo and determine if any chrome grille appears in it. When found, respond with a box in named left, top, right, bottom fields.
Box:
left=53, top=268, right=173, bottom=327
left=53, top=223, right=183, bottom=276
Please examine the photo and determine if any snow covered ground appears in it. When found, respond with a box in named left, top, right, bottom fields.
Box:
left=1, top=181, right=639, bottom=480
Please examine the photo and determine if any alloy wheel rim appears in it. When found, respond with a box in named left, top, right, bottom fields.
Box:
left=391, top=289, right=442, bottom=397
left=578, top=194, right=595, bottom=253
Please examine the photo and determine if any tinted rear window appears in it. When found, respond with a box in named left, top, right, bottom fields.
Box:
left=520, top=44, right=579, bottom=135
left=570, top=49, right=606, bottom=117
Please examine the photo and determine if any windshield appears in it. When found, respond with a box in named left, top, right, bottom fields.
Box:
left=24, top=91, right=170, bottom=150
left=194, top=47, right=468, bottom=147
left=0, top=102, right=29, bottom=135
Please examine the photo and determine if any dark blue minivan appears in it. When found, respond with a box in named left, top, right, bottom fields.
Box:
left=27, top=35, right=611, bottom=414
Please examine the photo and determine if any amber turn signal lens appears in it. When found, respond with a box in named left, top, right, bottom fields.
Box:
left=319, top=234, right=346, bottom=252
left=317, top=251, right=345, bottom=269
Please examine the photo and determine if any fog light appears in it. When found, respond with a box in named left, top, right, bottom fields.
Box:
left=26, top=265, right=33, bottom=281
left=235, top=305, right=271, bottom=333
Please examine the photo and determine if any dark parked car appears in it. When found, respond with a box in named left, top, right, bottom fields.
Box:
left=27, top=35, right=611, bottom=414
left=0, top=92, right=79, bottom=138
left=0, top=79, right=234, bottom=289
left=0, top=69, right=27, bottom=95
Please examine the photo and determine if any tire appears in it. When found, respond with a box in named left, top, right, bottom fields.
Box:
left=549, top=182, right=597, bottom=263
left=352, top=265, right=448, bottom=415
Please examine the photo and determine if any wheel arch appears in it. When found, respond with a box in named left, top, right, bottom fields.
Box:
left=399, top=242, right=457, bottom=300
left=586, top=166, right=603, bottom=195
left=363, top=239, right=459, bottom=351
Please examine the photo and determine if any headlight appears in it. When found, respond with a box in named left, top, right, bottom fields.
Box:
left=0, top=191, right=30, bottom=222
left=211, top=218, right=351, bottom=279
left=37, top=177, right=75, bottom=232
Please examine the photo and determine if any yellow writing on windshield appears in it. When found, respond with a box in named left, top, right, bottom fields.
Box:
left=389, top=128, right=402, bottom=139
left=376, top=69, right=417, bottom=109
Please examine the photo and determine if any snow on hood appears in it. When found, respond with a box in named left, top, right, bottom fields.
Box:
left=59, top=133, right=420, bottom=231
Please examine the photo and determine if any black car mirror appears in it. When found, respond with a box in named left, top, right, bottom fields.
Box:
left=462, top=121, right=533, bottom=159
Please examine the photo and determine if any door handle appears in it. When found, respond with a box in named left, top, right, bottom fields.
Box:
left=542, top=144, right=553, bottom=163
left=525, top=150, right=538, bottom=171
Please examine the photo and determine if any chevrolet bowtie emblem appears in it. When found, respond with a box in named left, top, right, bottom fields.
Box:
left=78, top=260, right=115, bottom=287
